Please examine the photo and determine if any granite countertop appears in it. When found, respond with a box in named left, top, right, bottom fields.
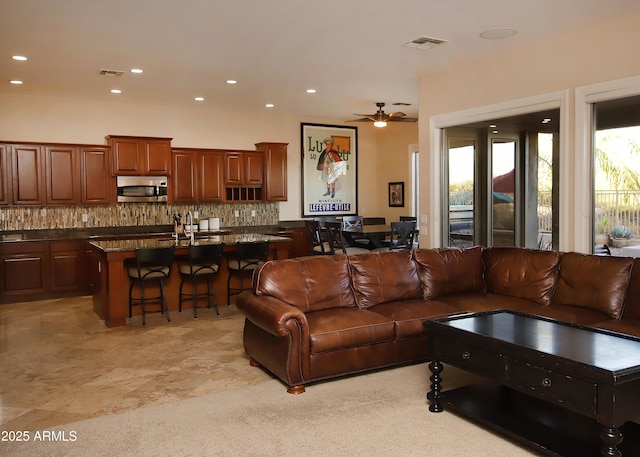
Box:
left=90, top=233, right=291, bottom=253
left=0, top=223, right=303, bottom=243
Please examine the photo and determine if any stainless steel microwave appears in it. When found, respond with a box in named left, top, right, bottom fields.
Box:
left=116, top=176, right=168, bottom=203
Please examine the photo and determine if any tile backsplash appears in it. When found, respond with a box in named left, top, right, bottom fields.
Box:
left=0, top=202, right=279, bottom=231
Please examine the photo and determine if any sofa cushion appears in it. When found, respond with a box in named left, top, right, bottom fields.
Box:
left=306, top=308, right=396, bottom=354
left=622, top=259, right=640, bottom=320
left=413, top=246, right=484, bottom=300
left=348, top=250, right=422, bottom=309
left=483, top=247, right=560, bottom=306
left=551, top=252, right=633, bottom=319
left=253, top=255, right=356, bottom=312
left=368, top=298, right=462, bottom=339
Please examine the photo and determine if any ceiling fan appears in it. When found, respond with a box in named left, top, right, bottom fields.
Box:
left=347, top=102, right=418, bottom=127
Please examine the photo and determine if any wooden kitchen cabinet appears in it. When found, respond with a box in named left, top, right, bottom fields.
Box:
left=172, top=149, right=223, bottom=203
left=45, top=145, right=81, bottom=205
left=107, top=135, right=172, bottom=176
left=0, top=241, right=49, bottom=300
left=11, top=144, right=46, bottom=205
left=199, top=150, right=224, bottom=202
left=80, top=145, right=114, bottom=204
left=49, top=241, right=86, bottom=293
left=224, top=151, right=263, bottom=202
left=0, top=144, right=11, bottom=205
left=0, top=240, right=91, bottom=302
left=256, top=142, right=288, bottom=201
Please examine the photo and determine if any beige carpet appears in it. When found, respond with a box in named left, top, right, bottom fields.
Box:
left=3, top=363, right=539, bottom=457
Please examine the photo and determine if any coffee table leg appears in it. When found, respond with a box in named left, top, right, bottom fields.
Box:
left=599, top=426, right=623, bottom=457
left=427, top=360, right=444, bottom=413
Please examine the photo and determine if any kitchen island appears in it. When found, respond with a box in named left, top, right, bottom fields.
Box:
left=90, top=233, right=291, bottom=327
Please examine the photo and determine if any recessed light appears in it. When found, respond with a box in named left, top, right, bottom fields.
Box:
left=306, top=89, right=317, bottom=94
left=489, top=124, right=497, bottom=128
left=12, top=56, right=27, bottom=61
left=265, top=103, right=274, bottom=108
left=110, top=89, right=122, bottom=94
left=9, top=80, right=23, bottom=85
left=130, top=68, right=143, bottom=74
left=226, top=80, right=237, bottom=85
left=542, top=118, right=552, bottom=124
left=480, top=28, right=517, bottom=40
left=492, top=130, right=499, bottom=134
left=194, top=97, right=204, bottom=101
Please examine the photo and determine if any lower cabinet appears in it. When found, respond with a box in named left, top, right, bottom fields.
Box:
left=0, top=241, right=48, bottom=299
left=0, top=240, right=89, bottom=303
left=49, top=241, right=86, bottom=293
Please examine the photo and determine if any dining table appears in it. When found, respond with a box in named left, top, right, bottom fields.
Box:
left=342, top=224, right=393, bottom=249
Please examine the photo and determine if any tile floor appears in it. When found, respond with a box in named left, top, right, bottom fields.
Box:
left=0, top=296, right=271, bottom=431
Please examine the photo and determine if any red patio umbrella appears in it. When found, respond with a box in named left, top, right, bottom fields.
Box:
left=492, top=169, right=515, bottom=193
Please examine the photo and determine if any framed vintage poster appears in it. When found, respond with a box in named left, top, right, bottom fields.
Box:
left=301, top=123, right=358, bottom=217
left=388, top=182, right=404, bottom=207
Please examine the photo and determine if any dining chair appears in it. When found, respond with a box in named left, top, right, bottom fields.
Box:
left=305, top=220, right=332, bottom=255
left=324, top=222, right=370, bottom=256
left=127, top=246, right=175, bottom=326
left=226, top=240, right=270, bottom=305
left=341, top=215, right=370, bottom=248
left=178, top=243, right=224, bottom=318
left=373, top=221, right=416, bottom=252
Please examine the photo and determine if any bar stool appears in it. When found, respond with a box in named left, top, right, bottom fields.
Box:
left=128, top=246, right=175, bottom=326
left=178, top=243, right=224, bottom=318
left=226, top=240, right=270, bottom=305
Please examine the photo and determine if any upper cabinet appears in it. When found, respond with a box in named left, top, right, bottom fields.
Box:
left=171, top=149, right=223, bottom=203
left=0, top=144, right=11, bottom=205
left=256, top=142, right=288, bottom=201
left=224, top=151, right=263, bottom=201
left=45, top=145, right=81, bottom=205
left=80, top=146, right=114, bottom=204
left=106, top=135, right=172, bottom=176
left=11, top=144, right=46, bottom=205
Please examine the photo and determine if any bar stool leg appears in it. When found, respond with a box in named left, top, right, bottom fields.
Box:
left=192, top=276, right=198, bottom=319
left=160, top=280, right=170, bottom=323
left=140, top=281, right=147, bottom=326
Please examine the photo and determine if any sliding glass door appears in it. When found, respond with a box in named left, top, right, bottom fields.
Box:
left=443, top=110, right=558, bottom=250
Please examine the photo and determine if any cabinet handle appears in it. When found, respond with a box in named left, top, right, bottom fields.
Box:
left=541, top=377, right=552, bottom=388
left=462, top=351, right=471, bottom=360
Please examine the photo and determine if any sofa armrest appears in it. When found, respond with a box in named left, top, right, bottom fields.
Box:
left=236, top=291, right=309, bottom=338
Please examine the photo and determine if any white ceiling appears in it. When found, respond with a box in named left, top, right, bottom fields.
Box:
left=2, top=0, right=640, bottom=122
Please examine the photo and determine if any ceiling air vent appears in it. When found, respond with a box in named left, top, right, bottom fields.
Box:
left=99, top=69, right=125, bottom=77
left=403, top=36, right=447, bottom=50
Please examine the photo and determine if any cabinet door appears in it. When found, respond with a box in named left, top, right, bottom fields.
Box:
left=245, top=152, right=264, bottom=185
left=257, top=142, right=288, bottom=201
left=110, top=137, right=141, bottom=175
left=81, top=146, right=113, bottom=204
left=225, top=152, right=244, bottom=185
left=172, top=150, right=197, bottom=202
left=143, top=139, right=171, bottom=175
left=11, top=144, right=46, bottom=205
left=199, top=151, right=223, bottom=202
left=45, top=145, right=80, bottom=205
left=0, top=144, right=11, bottom=205
left=49, top=241, right=84, bottom=293
left=0, top=242, right=48, bottom=298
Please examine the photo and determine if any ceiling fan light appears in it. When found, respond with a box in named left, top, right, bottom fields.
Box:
left=374, top=120, right=387, bottom=128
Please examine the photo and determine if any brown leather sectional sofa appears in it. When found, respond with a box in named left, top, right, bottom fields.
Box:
left=236, top=246, right=640, bottom=393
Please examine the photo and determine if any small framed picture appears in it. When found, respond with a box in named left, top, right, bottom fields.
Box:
left=388, top=182, right=404, bottom=207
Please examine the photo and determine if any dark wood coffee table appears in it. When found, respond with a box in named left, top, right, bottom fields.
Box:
left=424, top=310, right=640, bottom=457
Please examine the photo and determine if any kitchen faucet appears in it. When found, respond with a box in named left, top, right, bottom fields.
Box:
left=184, top=211, right=194, bottom=243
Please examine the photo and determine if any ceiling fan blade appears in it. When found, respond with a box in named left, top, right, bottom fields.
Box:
left=387, top=111, right=407, bottom=118
left=353, top=113, right=377, bottom=118
left=388, top=117, right=418, bottom=122
left=346, top=117, right=376, bottom=122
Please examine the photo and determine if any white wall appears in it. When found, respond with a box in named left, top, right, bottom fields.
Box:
left=418, top=11, right=640, bottom=251
left=0, top=91, right=413, bottom=221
